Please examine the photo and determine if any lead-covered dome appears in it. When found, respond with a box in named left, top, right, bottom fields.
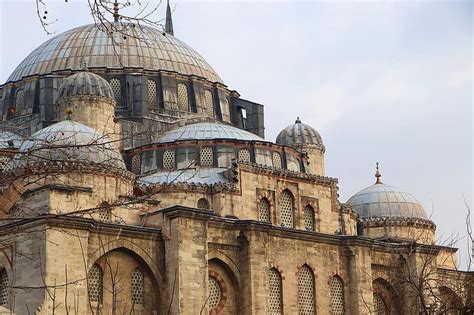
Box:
left=276, top=118, right=323, bottom=148
left=57, top=71, right=114, bottom=101
left=7, top=23, right=223, bottom=84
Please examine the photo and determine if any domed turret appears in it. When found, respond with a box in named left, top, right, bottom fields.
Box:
left=57, top=71, right=115, bottom=100
left=276, top=118, right=325, bottom=176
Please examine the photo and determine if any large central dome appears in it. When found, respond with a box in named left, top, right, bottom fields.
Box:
left=7, top=23, right=223, bottom=84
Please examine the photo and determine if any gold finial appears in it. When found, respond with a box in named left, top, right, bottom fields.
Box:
left=65, top=108, right=74, bottom=120
left=113, top=0, right=120, bottom=22
left=375, top=162, right=382, bottom=184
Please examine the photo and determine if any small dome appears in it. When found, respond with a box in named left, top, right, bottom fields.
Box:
left=0, top=131, right=22, bottom=149
left=10, top=120, right=125, bottom=172
left=347, top=165, right=427, bottom=220
left=57, top=71, right=114, bottom=100
left=157, top=122, right=265, bottom=143
left=276, top=118, right=323, bottom=148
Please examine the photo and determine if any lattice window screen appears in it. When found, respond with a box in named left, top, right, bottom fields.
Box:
left=272, top=152, right=282, bottom=169
left=0, top=156, right=10, bottom=173
left=238, top=149, right=251, bottom=163
left=0, top=269, right=7, bottom=306
left=147, top=79, right=157, bottom=107
left=304, top=206, right=315, bottom=231
left=132, top=155, right=141, bottom=174
left=205, top=90, right=214, bottom=116
left=267, top=268, right=283, bottom=315
left=88, top=264, right=103, bottom=303
left=131, top=268, right=144, bottom=306
left=200, top=147, right=213, bottom=167
left=177, top=83, right=189, bottom=111
left=15, top=89, right=24, bottom=113
left=109, top=78, right=122, bottom=104
left=298, top=265, right=315, bottom=315
left=163, top=150, right=175, bottom=170
left=280, top=190, right=294, bottom=228
left=197, top=198, right=210, bottom=210
left=259, top=198, right=271, bottom=223
left=330, top=276, right=345, bottom=315
left=98, top=209, right=111, bottom=222
left=373, top=293, right=386, bottom=315
left=208, top=276, right=221, bottom=310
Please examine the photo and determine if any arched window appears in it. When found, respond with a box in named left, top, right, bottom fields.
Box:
left=200, top=147, right=213, bottom=167
left=272, top=152, right=282, bottom=169
left=208, top=276, right=222, bottom=310
left=177, top=83, right=189, bottom=111
left=88, top=264, right=103, bottom=303
left=0, top=269, right=8, bottom=306
left=238, top=148, right=251, bottom=163
left=197, top=198, right=210, bottom=210
left=131, top=268, right=144, bottom=306
left=258, top=198, right=271, bottom=223
left=204, top=90, right=214, bottom=116
left=131, top=154, right=141, bottom=174
left=304, top=205, right=315, bottom=231
left=280, top=190, right=294, bottom=228
left=15, top=89, right=25, bottom=114
left=298, top=265, right=315, bottom=315
left=147, top=79, right=157, bottom=108
left=163, top=150, right=175, bottom=170
left=109, top=78, right=122, bottom=105
left=330, top=276, right=345, bottom=315
left=267, top=268, right=283, bottom=315
left=373, top=292, right=386, bottom=315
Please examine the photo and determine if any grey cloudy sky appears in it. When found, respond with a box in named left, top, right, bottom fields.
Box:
left=1, top=0, right=472, bottom=267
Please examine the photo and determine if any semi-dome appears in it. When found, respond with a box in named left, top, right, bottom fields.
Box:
left=0, top=131, right=22, bottom=149
left=157, top=122, right=265, bottom=143
left=10, top=120, right=125, bottom=172
left=276, top=118, right=323, bottom=148
left=57, top=71, right=114, bottom=100
left=7, top=23, right=223, bottom=84
left=347, top=165, right=427, bottom=220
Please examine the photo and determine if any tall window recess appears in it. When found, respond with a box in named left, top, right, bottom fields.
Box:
left=162, top=150, right=175, bottom=170
left=0, top=269, right=8, bottom=305
left=267, top=268, right=283, bottom=315
left=298, top=265, right=315, bottom=315
left=200, top=147, right=214, bottom=167
left=204, top=90, right=214, bottom=116
left=109, top=78, right=122, bottom=106
left=88, top=264, right=103, bottom=303
left=15, top=89, right=25, bottom=115
left=330, top=276, right=345, bottom=315
left=280, top=190, right=294, bottom=228
left=272, top=152, right=282, bottom=169
left=304, top=205, right=315, bottom=231
left=177, top=83, right=189, bottom=111
left=258, top=198, right=271, bottom=223
left=147, top=79, right=157, bottom=108
left=131, top=268, right=144, bottom=306
left=373, top=293, right=386, bottom=315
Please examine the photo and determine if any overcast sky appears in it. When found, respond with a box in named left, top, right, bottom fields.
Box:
left=1, top=0, right=472, bottom=268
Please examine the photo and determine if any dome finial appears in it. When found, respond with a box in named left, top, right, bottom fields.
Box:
left=65, top=108, right=74, bottom=120
left=295, top=117, right=301, bottom=123
left=113, top=0, right=120, bottom=22
left=165, top=0, right=174, bottom=36
left=375, top=162, right=382, bottom=184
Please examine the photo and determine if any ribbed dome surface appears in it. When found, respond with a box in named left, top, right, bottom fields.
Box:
left=57, top=72, right=114, bottom=100
left=276, top=118, right=323, bottom=147
left=157, top=122, right=265, bottom=143
left=7, top=23, right=223, bottom=84
left=347, top=183, right=427, bottom=220
left=0, top=131, right=22, bottom=149
left=10, top=120, right=125, bottom=171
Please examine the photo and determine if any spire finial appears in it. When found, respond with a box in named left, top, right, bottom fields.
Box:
left=375, top=162, right=382, bottom=184
left=113, top=0, right=120, bottom=22
left=65, top=108, right=74, bottom=120
left=165, top=0, right=174, bottom=36
left=295, top=117, right=301, bottom=123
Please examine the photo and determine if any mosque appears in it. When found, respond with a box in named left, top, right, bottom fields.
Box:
left=0, top=2, right=471, bottom=314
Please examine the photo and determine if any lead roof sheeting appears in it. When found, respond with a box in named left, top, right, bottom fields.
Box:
left=139, top=167, right=229, bottom=186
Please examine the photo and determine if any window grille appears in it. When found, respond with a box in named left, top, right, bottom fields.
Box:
left=280, top=190, right=294, bottom=228
left=0, top=269, right=7, bottom=306
left=132, top=155, right=141, bottom=174
left=163, top=150, right=175, bottom=170
left=109, top=78, right=122, bottom=104
left=373, top=293, right=386, bottom=315
left=258, top=198, right=271, bottom=223
left=88, top=264, right=103, bottom=303
left=298, top=265, right=315, bottom=315
left=98, top=209, right=111, bottom=222
left=200, top=147, right=213, bottom=167
left=0, top=156, right=10, bottom=173
left=205, top=90, right=214, bottom=116
left=267, top=268, right=283, bottom=315
left=238, top=149, right=251, bottom=163
left=272, top=152, right=282, bottom=169
left=208, top=276, right=221, bottom=310
left=147, top=79, right=157, bottom=108
left=197, top=198, right=210, bottom=210
left=15, top=89, right=24, bottom=113
left=330, top=276, right=345, bottom=315
left=177, top=83, right=189, bottom=111
left=304, top=206, right=315, bottom=231
left=131, top=268, right=144, bottom=306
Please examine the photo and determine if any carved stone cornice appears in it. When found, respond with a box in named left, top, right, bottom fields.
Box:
left=359, top=216, right=436, bottom=231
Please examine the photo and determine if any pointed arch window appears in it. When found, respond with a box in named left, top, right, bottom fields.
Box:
left=0, top=269, right=8, bottom=306
left=197, top=198, right=210, bottom=210
left=298, top=265, right=315, bottom=315
left=131, top=267, right=144, bottom=306
left=280, top=190, right=294, bottom=228
left=330, top=276, right=345, bottom=315
left=109, top=78, right=122, bottom=105
left=267, top=268, right=283, bottom=315
left=147, top=79, right=157, bottom=108
left=304, top=205, right=315, bottom=231
left=258, top=198, right=271, bottom=223
left=177, top=83, right=189, bottom=111
left=208, top=276, right=222, bottom=310
left=15, top=89, right=25, bottom=114
left=88, top=264, right=103, bottom=303
left=204, top=90, right=214, bottom=116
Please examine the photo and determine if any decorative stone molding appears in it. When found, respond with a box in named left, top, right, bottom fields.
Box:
left=359, top=217, right=436, bottom=231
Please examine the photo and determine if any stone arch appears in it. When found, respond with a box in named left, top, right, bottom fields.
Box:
left=439, top=286, right=463, bottom=314
left=208, top=257, right=240, bottom=314
left=373, top=277, right=399, bottom=314
left=208, top=250, right=241, bottom=286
